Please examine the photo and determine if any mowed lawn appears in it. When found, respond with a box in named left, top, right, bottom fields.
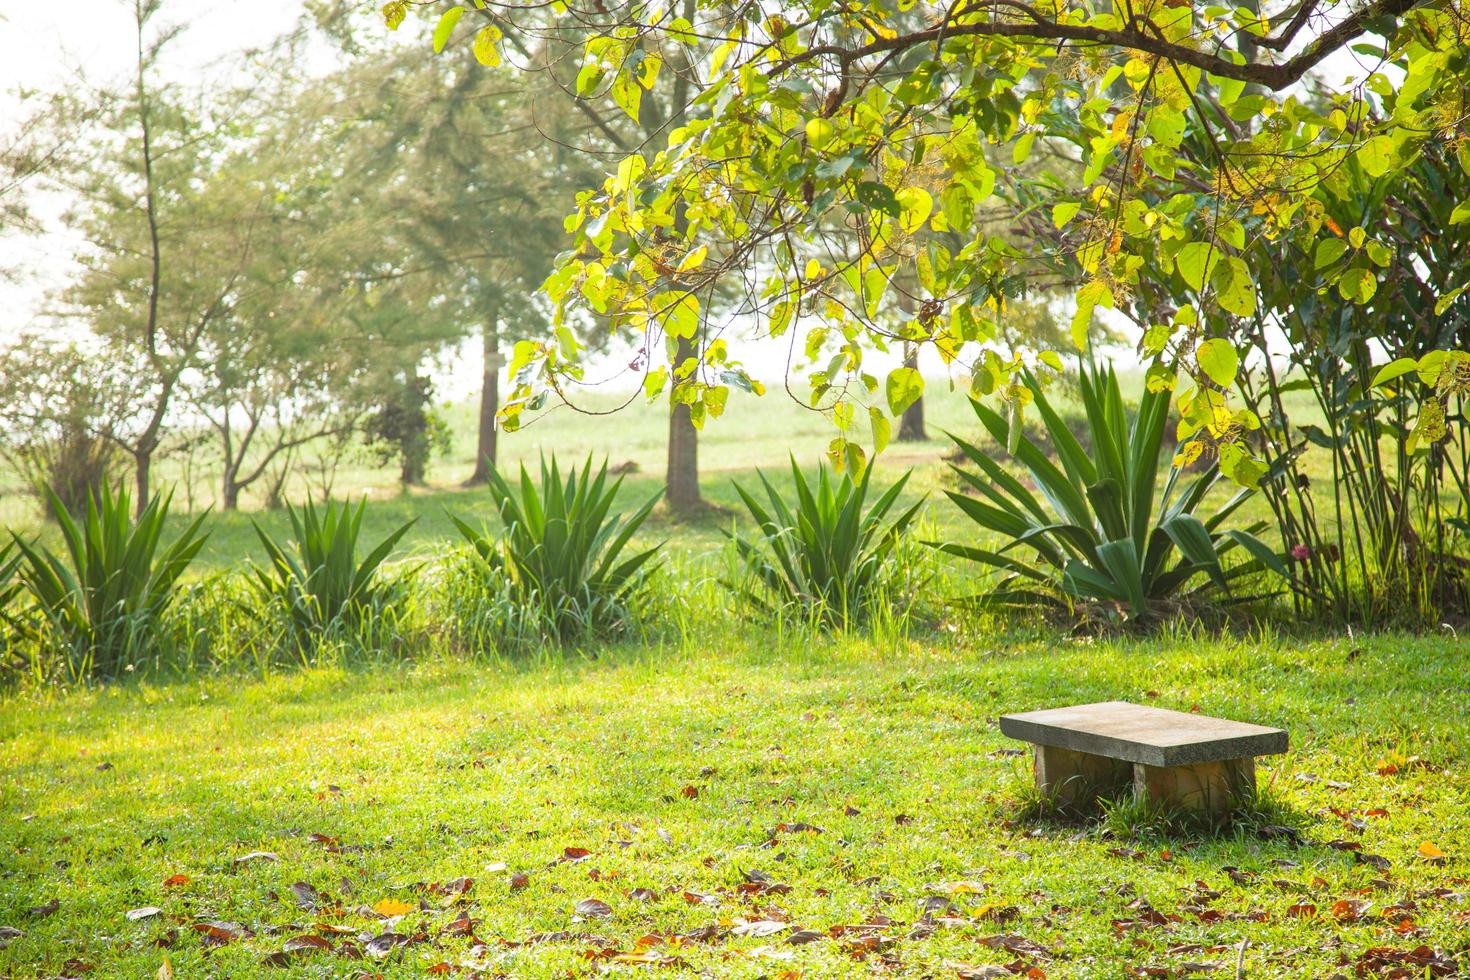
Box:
left=2, top=631, right=1468, bottom=978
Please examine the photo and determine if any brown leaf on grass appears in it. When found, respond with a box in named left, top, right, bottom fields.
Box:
left=732, top=920, right=789, bottom=938
left=978, top=934, right=1053, bottom=960
left=0, top=927, right=24, bottom=948
left=444, top=911, right=477, bottom=937
left=680, top=785, right=700, bottom=799
left=1331, top=899, right=1370, bottom=922
left=162, top=874, right=190, bottom=888
left=510, top=872, right=530, bottom=891
left=627, top=887, right=659, bottom=902
left=363, top=933, right=407, bottom=959
left=1418, top=842, right=1447, bottom=864
left=575, top=898, right=613, bottom=918
left=611, top=950, right=686, bottom=967
left=126, top=907, right=162, bottom=921
left=682, top=890, right=720, bottom=906
left=315, top=922, right=357, bottom=935
left=786, top=929, right=825, bottom=945
left=1286, top=902, right=1318, bottom=919
left=561, top=847, right=592, bottom=863
left=436, top=877, right=474, bottom=898
left=290, top=882, right=321, bottom=910
left=194, top=921, right=252, bottom=945
left=955, top=966, right=1010, bottom=979
left=282, top=935, right=334, bottom=954
left=29, top=898, right=59, bottom=919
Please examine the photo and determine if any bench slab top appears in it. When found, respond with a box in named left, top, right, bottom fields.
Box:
left=999, top=700, right=1288, bottom=768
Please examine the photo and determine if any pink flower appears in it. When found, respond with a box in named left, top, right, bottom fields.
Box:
left=1290, top=544, right=1311, bottom=562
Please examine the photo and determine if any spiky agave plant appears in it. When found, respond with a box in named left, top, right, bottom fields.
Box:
left=726, top=459, right=923, bottom=627
left=250, top=498, right=414, bottom=646
left=451, top=455, right=661, bottom=643
left=0, top=539, right=22, bottom=622
left=941, top=360, right=1286, bottom=620
left=9, top=485, right=209, bottom=679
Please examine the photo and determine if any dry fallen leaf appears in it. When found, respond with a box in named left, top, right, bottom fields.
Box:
left=162, top=874, right=190, bottom=888
left=1418, top=841, right=1447, bottom=864
left=575, top=898, right=613, bottom=918
left=371, top=898, right=414, bottom=918
left=732, top=920, right=788, bottom=938
left=126, top=907, right=162, bottom=921
left=233, top=851, right=278, bottom=865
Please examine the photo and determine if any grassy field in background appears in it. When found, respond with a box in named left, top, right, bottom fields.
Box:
left=0, top=373, right=1333, bottom=574
left=2, top=629, right=1467, bottom=977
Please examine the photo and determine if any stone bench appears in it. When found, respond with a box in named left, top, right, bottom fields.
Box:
left=999, top=700, right=1288, bottom=814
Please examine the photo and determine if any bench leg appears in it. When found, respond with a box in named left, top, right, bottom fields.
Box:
left=1132, top=758, right=1255, bottom=814
left=1033, top=745, right=1132, bottom=808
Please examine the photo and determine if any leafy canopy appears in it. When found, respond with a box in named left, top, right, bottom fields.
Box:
left=403, top=0, right=1469, bottom=482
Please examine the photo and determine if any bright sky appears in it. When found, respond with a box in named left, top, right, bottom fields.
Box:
left=0, top=0, right=315, bottom=339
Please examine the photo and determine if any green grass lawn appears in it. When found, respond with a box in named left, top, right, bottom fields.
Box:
left=3, top=629, right=1467, bottom=978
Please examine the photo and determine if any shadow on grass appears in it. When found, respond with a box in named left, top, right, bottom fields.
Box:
left=1000, top=775, right=1317, bottom=850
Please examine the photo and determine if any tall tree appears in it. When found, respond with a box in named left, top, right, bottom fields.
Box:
left=408, top=0, right=1468, bottom=484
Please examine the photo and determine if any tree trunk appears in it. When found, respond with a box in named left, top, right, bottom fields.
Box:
left=222, top=472, right=241, bottom=510
left=134, top=447, right=152, bottom=513
left=465, top=316, right=500, bottom=486
left=896, top=346, right=927, bottom=441
left=666, top=334, right=702, bottom=514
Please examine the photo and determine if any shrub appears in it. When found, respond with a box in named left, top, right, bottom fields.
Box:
left=726, top=460, right=923, bottom=627
left=250, top=498, right=414, bottom=648
left=8, top=485, right=209, bottom=679
left=451, top=455, right=660, bottom=643
left=942, top=361, right=1285, bottom=621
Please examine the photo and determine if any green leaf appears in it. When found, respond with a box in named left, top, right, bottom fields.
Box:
left=1315, top=237, right=1347, bottom=270
left=1434, top=286, right=1464, bottom=316
left=1175, top=241, right=1220, bottom=292
left=1213, top=255, right=1257, bottom=316
left=854, top=182, right=900, bottom=218
left=1070, top=280, right=1114, bottom=349
left=1052, top=202, right=1081, bottom=229
left=1196, top=338, right=1239, bottom=388
left=869, top=406, right=892, bottom=455
left=1370, top=357, right=1419, bottom=388
left=1337, top=266, right=1377, bottom=304
left=885, top=366, right=924, bottom=416
left=1356, top=135, right=1394, bottom=177
left=432, top=6, right=465, bottom=53
left=1451, top=199, right=1470, bottom=225
left=1013, top=132, right=1036, bottom=164
left=472, top=24, right=502, bottom=66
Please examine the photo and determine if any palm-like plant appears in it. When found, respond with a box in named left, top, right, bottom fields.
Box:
left=452, top=456, right=661, bottom=641
left=726, top=460, right=923, bottom=627
left=250, top=498, right=413, bottom=642
left=942, top=361, right=1285, bottom=619
left=0, top=540, right=23, bottom=620
left=9, top=485, right=209, bottom=678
